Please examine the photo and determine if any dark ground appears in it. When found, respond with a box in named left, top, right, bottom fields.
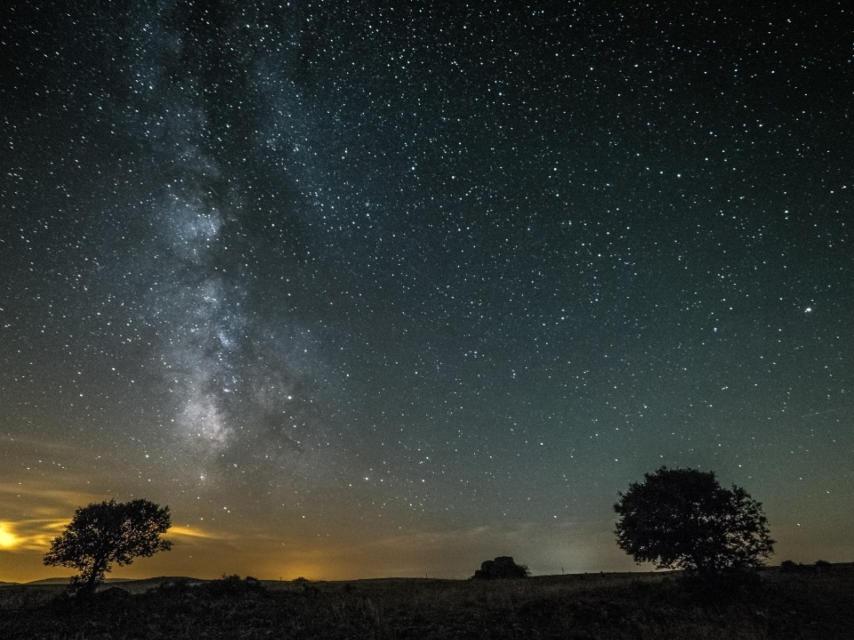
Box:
left=2, top=566, right=853, bottom=639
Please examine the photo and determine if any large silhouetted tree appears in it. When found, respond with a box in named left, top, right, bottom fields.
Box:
left=614, top=467, right=773, bottom=575
left=44, top=499, right=172, bottom=594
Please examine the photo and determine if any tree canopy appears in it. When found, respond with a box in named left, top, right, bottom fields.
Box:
left=472, top=556, right=529, bottom=579
left=44, top=499, right=172, bottom=593
left=614, top=467, right=774, bottom=574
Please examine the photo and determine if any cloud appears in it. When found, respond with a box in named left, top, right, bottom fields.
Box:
left=0, top=518, right=68, bottom=552
left=168, top=525, right=233, bottom=541
left=0, top=523, right=20, bottom=550
left=0, top=435, right=90, bottom=456
left=0, top=481, right=105, bottom=516
left=0, top=518, right=228, bottom=555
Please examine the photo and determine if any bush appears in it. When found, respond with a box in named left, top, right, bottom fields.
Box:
left=780, top=560, right=833, bottom=574
left=472, top=556, right=529, bottom=579
left=201, top=575, right=266, bottom=597
left=781, top=560, right=799, bottom=573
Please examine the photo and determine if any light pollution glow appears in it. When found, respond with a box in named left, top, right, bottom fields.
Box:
left=0, top=480, right=843, bottom=584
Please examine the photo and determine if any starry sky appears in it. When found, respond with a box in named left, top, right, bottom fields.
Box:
left=1, top=1, right=852, bottom=582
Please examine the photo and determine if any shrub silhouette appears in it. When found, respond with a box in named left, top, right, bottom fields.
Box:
left=472, top=556, right=529, bottom=579
left=780, top=560, right=799, bottom=573
left=43, top=499, right=172, bottom=595
left=614, top=467, right=774, bottom=575
left=815, top=560, right=832, bottom=573
left=202, top=575, right=266, bottom=597
left=780, top=559, right=831, bottom=574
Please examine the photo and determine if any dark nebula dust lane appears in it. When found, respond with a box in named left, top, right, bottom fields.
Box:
left=1, top=2, right=852, bottom=580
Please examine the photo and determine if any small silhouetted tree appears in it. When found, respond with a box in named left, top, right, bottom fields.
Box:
left=780, top=560, right=798, bottom=573
left=44, top=499, right=172, bottom=594
left=472, top=556, right=529, bottom=579
left=614, top=467, right=774, bottom=575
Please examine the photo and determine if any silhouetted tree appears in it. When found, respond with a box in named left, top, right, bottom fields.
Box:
left=614, top=467, right=773, bottom=575
left=472, top=556, right=529, bottom=579
left=43, top=499, right=172, bottom=594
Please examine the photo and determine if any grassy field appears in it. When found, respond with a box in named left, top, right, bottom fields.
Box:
left=1, top=566, right=853, bottom=639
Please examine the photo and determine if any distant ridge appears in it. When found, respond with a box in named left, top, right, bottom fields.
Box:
left=6, top=563, right=854, bottom=588
left=25, top=577, right=136, bottom=586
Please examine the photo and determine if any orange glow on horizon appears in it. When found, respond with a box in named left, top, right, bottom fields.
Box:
left=1, top=492, right=841, bottom=585
left=0, top=522, right=21, bottom=550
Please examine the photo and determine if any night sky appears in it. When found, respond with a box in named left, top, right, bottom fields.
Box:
left=1, top=1, right=852, bottom=582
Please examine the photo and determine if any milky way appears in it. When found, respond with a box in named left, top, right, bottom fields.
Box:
left=1, top=1, right=853, bottom=580
left=110, top=2, right=341, bottom=476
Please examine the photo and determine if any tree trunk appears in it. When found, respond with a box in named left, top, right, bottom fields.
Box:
left=75, top=557, right=107, bottom=597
